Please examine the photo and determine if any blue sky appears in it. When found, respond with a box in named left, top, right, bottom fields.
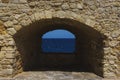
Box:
left=42, top=29, right=75, bottom=39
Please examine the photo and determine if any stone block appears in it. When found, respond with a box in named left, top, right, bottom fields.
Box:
left=77, top=3, right=83, bottom=10
left=0, top=51, right=5, bottom=60
left=0, top=20, right=4, bottom=26
left=104, top=73, right=117, bottom=79
left=1, top=46, right=16, bottom=51
left=111, top=30, right=120, bottom=38
left=19, top=0, right=27, bottom=4
left=39, top=11, right=46, bottom=19
left=2, top=65, right=13, bottom=69
left=69, top=3, right=77, bottom=9
left=53, top=11, right=66, bottom=18
left=109, top=60, right=115, bottom=65
left=1, top=59, right=14, bottom=65
left=62, top=3, right=69, bottom=10
left=5, top=39, right=15, bottom=46
left=4, top=21, right=13, bottom=28
left=34, top=12, right=41, bottom=20
left=21, top=19, right=31, bottom=26
left=14, top=14, right=21, bottom=20
left=2, top=69, right=13, bottom=75
left=7, top=28, right=16, bottom=35
left=86, top=19, right=96, bottom=27
left=109, top=41, right=119, bottom=47
left=0, top=36, right=4, bottom=40
left=10, top=0, right=27, bottom=4
left=10, top=0, right=19, bottom=3
left=1, top=0, right=9, bottom=3
left=0, top=21, right=6, bottom=35
left=12, top=20, right=18, bottom=25
left=5, top=53, right=15, bottom=59
left=54, top=2, right=62, bottom=7
left=20, top=20, right=27, bottom=26
left=13, top=25, right=22, bottom=31
left=30, top=14, right=35, bottom=22
left=45, top=10, right=52, bottom=19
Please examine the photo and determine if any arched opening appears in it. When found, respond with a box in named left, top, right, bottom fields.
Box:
left=13, top=18, right=105, bottom=77
left=41, top=29, right=76, bottom=53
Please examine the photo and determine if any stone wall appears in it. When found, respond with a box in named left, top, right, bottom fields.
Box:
left=0, top=0, right=119, bottom=78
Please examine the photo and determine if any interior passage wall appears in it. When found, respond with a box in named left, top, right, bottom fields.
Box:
left=13, top=19, right=104, bottom=77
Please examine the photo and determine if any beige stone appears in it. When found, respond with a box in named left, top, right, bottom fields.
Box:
left=62, top=3, right=69, bottom=10
left=112, top=2, right=120, bottom=7
left=34, top=12, right=41, bottom=21
left=69, top=3, right=76, bottom=9
left=4, top=38, right=15, bottom=46
left=1, top=0, right=9, bottom=3
left=1, top=46, right=16, bottom=51
left=19, top=0, right=27, bottom=3
left=0, top=51, right=5, bottom=60
left=45, top=10, right=52, bottom=19
left=2, top=69, right=13, bottom=75
left=5, top=53, right=15, bottom=59
left=2, top=65, right=13, bottom=69
left=4, top=21, right=13, bottom=28
left=1, top=59, right=14, bottom=65
left=30, top=14, right=36, bottom=22
left=109, top=41, right=119, bottom=47
left=20, top=20, right=28, bottom=26
left=85, top=19, right=96, bottom=27
left=77, top=3, right=83, bottom=10
left=14, top=14, right=21, bottom=20
left=39, top=11, right=46, bottom=19
left=54, top=11, right=66, bottom=18
left=12, top=20, right=18, bottom=25
left=75, top=15, right=85, bottom=23
left=13, top=25, right=22, bottom=31
left=111, top=30, right=120, bottom=38
left=0, top=21, right=6, bottom=35
left=7, top=28, right=16, bottom=35
left=109, top=60, right=115, bottom=65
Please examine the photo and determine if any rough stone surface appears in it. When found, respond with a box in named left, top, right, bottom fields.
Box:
left=14, top=71, right=102, bottom=80
left=0, top=71, right=118, bottom=80
left=0, top=0, right=119, bottom=79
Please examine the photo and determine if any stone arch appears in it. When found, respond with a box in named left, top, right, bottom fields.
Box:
left=12, top=15, right=105, bottom=77
left=1, top=11, right=107, bottom=77
left=0, top=0, right=119, bottom=78
left=6, top=10, right=98, bottom=34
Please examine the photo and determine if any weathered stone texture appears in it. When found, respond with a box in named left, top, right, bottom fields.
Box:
left=0, top=0, right=119, bottom=79
left=0, top=21, right=6, bottom=35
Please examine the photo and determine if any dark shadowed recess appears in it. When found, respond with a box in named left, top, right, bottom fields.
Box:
left=13, top=18, right=106, bottom=77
